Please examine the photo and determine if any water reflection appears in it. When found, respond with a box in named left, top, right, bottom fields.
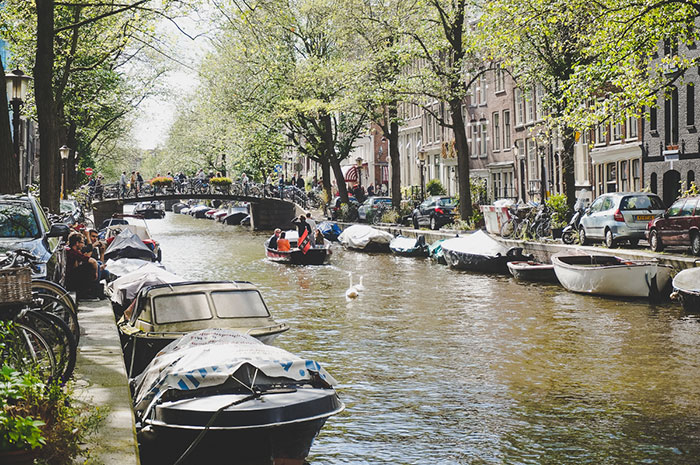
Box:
left=145, top=212, right=700, bottom=464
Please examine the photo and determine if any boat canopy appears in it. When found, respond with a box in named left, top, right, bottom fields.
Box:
left=440, top=230, right=509, bottom=257
left=132, top=329, right=337, bottom=413
left=110, top=263, right=181, bottom=306
left=389, top=235, right=425, bottom=252
left=104, top=228, right=156, bottom=261
left=338, top=224, right=393, bottom=249
left=673, top=267, right=700, bottom=293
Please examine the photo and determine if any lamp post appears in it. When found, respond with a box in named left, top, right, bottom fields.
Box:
left=60, top=145, right=70, bottom=200
left=355, top=156, right=363, bottom=189
left=5, top=69, right=32, bottom=184
left=417, top=149, right=426, bottom=201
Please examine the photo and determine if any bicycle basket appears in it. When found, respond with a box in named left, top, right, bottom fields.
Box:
left=0, top=267, right=32, bottom=307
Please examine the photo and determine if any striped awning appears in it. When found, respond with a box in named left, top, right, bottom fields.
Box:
left=342, top=165, right=358, bottom=182
left=381, top=165, right=389, bottom=183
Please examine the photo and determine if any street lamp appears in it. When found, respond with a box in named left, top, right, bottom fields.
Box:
left=5, top=69, right=32, bottom=182
left=60, top=145, right=70, bottom=200
left=417, top=149, right=426, bottom=201
left=355, top=156, right=363, bottom=189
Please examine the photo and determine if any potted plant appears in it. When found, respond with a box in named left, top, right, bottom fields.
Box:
left=546, top=193, right=569, bottom=239
left=210, top=176, right=233, bottom=193
left=150, top=176, right=173, bottom=188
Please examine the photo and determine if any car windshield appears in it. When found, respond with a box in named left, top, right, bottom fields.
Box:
left=619, top=195, right=664, bottom=211
left=437, top=198, right=456, bottom=207
left=0, top=202, right=39, bottom=238
left=375, top=198, right=391, bottom=205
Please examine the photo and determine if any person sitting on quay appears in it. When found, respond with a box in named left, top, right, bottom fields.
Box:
left=84, top=228, right=114, bottom=282
left=65, top=231, right=105, bottom=300
left=268, top=228, right=281, bottom=249
left=277, top=231, right=291, bottom=252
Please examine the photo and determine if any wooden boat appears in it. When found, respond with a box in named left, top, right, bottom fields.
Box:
left=552, top=254, right=673, bottom=298
left=338, top=224, right=393, bottom=252
left=134, top=329, right=343, bottom=465
left=134, top=201, right=166, bottom=219
left=389, top=235, right=428, bottom=257
left=117, top=281, right=289, bottom=377
left=264, top=230, right=331, bottom=265
left=441, top=230, right=532, bottom=273
left=671, top=267, right=700, bottom=312
left=507, top=260, right=558, bottom=283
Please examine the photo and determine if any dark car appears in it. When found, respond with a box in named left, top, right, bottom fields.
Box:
left=646, top=195, right=700, bottom=255
left=0, top=195, right=70, bottom=281
left=412, top=196, right=457, bottom=230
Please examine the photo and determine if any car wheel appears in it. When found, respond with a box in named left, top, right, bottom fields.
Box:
left=628, top=238, right=639, bottom=247
left=691, top=231, right=700, bottom=256
left=649, top=229, right=663, bottom=252
left=430, top=216, right=438, bottom=230
left=413, top=215, right=419, bottom=229
left=604, top=228, right=617, bottom=248
left=579, top=227, right=589, bottom=245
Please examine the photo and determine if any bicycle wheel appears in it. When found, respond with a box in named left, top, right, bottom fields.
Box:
left=31, top=293, right=80, bottom=345
left=20, top=310, right=77, bottom=383
left=2, top=322, right=57, bottom=382
left=535, top=220, right=551, bottom=239
left=32, top=279, right=78, bottom=315
left=515, top=219, right=530, bottom=239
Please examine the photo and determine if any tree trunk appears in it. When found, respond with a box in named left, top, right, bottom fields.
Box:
left=388, top=104, right=401, bottom=211
left=0, top=60, right=21, bottom=194
left=561, top=126, right=576, bottom=211
left=320, top=112, right=349, bottom=203
left=320, top=157, right=332, bottom=203
left=449, top=98, right=472, bottom=220
left=330, top=157, right=349, bottom=203
left=66, top=122, right=77, bottom=191
left=36, top=0, right=61, bottom=212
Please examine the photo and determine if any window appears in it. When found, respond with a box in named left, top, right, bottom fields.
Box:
left=525, top=89, right=534, bottom=123
left=679, top=198, right=698, bottom=216
left=527, top=139, right=538, bottom=180
left=689, top=170, right=695, bottom=188
left=595, top=122, right=606, bottom=145
left=515, top=89, right=524, bottom=126
left=650, top=172, right=657, bottom=194
left=597, top=164, right=604, bottom=195
left=479, top=121, right=488, bottom=156
left=154, top=293, right=212, bottom=324
left=632, top=159, right=641, bottom=190
left=606, top=162, right=617, bottom=192
left=626, top=116, right=638, bottom=139
left=612, top=120, right=622, bottom=141
left=212, top=290, right=270, bottom=318
left=479, top=73, right=487, bottom=105
left=650, top=106, right=657, bottom=132
left=495, top=67, right=505, bottom=93
left=620, top=160, right=628, bottom=191
left=503, top=111, right=512, bottom=148
left=664, top=37, right=678, bottom=56
left=688, top=83, right=695, bottom=126
left=665, top=86, right=679, bottom=145
left=493, top=112, right=500, bottom=151
left=535, top=84, right=545, bottom=120
left=667, top=198, right=685, bottom=216
left=0, top=202, right=39, bottom=238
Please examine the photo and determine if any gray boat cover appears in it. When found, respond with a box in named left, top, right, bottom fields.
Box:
left=673, top=267, right=700, bottom=294
left=104, top=257, right=155, bottom=277
left=104, top=228, right=156, bottom=261
left=338, top=224, right=393, bottom=249
left=440, top=230, right=508, bottom=256
left=132, top=329, right=337, bottom=413
left=390, top=235, right=423, bottom=252
left=109, top=262, right=181, bottom=306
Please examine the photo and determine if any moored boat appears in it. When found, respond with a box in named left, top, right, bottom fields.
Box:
left=441, top=230, right=532, bottom=273
left=389, top=235, right=428, bottom=257
left=264, top=230, right=331, bottom=265
left=134, top=201, right=166, bottom=219
left=671, top=267, right=700, bottom=311
left=338, top=224, right=393, bottom=252
left=133, top=329, right=343, bottom=465
left=552, top=253, right=673, bottom=298
left=507, top=260, right=558, bottom=283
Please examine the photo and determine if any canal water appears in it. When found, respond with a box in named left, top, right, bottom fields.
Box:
left=145, top=211, right=700, bottom=465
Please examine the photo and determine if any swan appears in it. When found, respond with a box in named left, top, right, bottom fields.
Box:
left=354, top=275, right=365, bottom=292
left=345, top=272, right=359, bottom=299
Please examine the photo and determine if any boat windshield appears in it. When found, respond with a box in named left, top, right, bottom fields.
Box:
left=153, top=292, right=213, bottom=323
left=211, top=290, right=270, bottom=318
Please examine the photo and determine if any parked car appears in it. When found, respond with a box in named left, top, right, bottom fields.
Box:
left=646, top=195, right=700, bottom=255
left=358, top=196, right=392, bottom=222
left=579, top=192, right=665, bottom=247
left=412, top=196, right=457, bottom=230
left=330, top=195, right=359, bottom=220
left=0, top=194, right=70, bottom=280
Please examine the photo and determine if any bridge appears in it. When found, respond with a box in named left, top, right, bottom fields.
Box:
left=92, top=192, right=307, bottom=231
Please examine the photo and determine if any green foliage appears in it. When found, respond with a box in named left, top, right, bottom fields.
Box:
left=338, top=202, right=359, bottom=222
left=426, top=178, right=446, bottom=196
left=545, top=193, right=569, bottom=228
left=680, top=181, right=700, bottom=198
left=0, top=366, right=46, bottom=451
left=380, top=209, right=400, bottom=224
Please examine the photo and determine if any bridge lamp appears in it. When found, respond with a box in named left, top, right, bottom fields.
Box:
left=60, top=145, right=70, bottom=199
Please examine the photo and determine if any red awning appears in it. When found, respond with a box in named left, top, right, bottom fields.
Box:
left=381, top=165, right=389, bottom=183
left=342, top=165, right=358, bottom=182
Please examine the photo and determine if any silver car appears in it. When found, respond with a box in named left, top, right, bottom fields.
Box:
left=579, top=192, right=665, bottom=247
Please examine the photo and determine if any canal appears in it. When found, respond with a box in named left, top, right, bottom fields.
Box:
left=145, top=211, right=700, bottom=464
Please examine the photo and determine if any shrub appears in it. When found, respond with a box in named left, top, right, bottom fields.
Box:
left=210, top=177, right=233, bottom=186
left=338, top=201, right=359, bottom=222
left=379, top=209, right=400, bottom=224
left=150, top=176, right=173, bottom=187
left=545, top=193, right=569, bottom=228
left=426, top=179, right=446, bottom=196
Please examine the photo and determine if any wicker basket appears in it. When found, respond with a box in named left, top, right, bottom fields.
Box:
left=0, top=267, right=32, bottom=307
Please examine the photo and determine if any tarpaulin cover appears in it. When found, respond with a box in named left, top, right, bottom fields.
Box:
left=109, top=262, right=181, bottom=306
left=104, top=228, right=156, bottom=261
left=318, top=221, right=342, bottom=241
left=389, top=235, right=422, bottom=252
left=132, top=329, right=337, bottom=413
left=104, top=257, right=155, bottom=277
left=440, top=230, right=508, bottom=257
left=338, top=224, right=392, bottom=249
left=673, top=267, right=700, bottom=294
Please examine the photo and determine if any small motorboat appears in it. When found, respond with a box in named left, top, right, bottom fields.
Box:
left=441, top=230, right=532, bottom=273
left=133, top=329, right=344, bottom=465
left=221, top=208, right=249, bottom=225
left=189, top=205, right=210, bottom=218
left=264, top=230, right=331, bottom=265
left=338, top=224, right=393, bottom=252
left=507, top=260, right=558, bottom=283
left=671, top=267, right=700, bottom=312
left=102, top=214, right=162, bottom=261
left=134, top=201, right=166, bottom=219
left=240, top=215, right=251, bottom=226
left=109, top=262, right=180, bottom=318
left=428, top=238, right=447, bottom=265
left=104, top=228, right=157, bottom=262
left=552, top=254, right=673, bottom=298
left=203, top=209, right=219, bottom=219
left=389, top=235, right=428, bottom=257
left=318, top=221, right=342, bottom=241
left=171, top=202, right=188, bottom=213
left=180, top=207, right=191, bottom=215
left=118, top=281, right=289, bottom=377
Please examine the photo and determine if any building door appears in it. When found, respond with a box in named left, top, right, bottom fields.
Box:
left=663, top=169, right=681, bottom=206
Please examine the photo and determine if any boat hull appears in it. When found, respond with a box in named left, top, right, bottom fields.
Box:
left=676, top=289, right=700, bottom=312
left=443, top=248, right=531, bottom=274
left=552, top=255, right=673, bottom=298
left=265, top=246, right=331, bottom=265
left=507, top=261, right=558, bottom=283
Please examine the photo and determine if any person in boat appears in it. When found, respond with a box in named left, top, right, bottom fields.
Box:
left=268, top=228, right=281, bottom=249
left=315, top=228, right=325, bottom=247
left=292, top=215, right=315, bottom=246
left=277, top=231, right=291, bottom=252
left=305, top=212, right=317, bottom=232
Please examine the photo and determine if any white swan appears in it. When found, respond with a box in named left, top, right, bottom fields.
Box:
left=354, top=275, right=365, bottom=292
left=345, top=272, right=359, bottom=299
